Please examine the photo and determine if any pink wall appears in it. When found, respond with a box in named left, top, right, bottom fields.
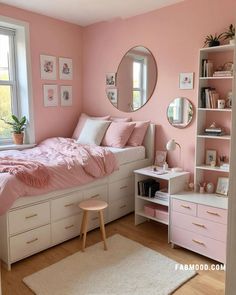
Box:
left=0, top=4, right=83, bottom=142
left=82, top=0, right=236, bottom=174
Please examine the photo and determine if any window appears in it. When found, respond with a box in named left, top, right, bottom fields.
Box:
left=0, top=27, right=17, bottom=142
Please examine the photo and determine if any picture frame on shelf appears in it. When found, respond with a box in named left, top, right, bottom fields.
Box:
left=43, top=84, right=58, bottom=107
left=59, top=57, right=73, bottom=80
left=40, top=55, right=57, bottom=80
left=205, top=149, right=217, bottom=166
left=179, top=72, right=194, bottom=90
left=154, top=150, right=167, bottom=167
left=106, top=73, right=116, bottom=86
left=216, top=177, right=229, bottom=196
left=60, top=85, right=72, bottom=106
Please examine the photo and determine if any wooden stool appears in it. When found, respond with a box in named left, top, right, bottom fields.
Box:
left=79, top=199, right=108, bottom=252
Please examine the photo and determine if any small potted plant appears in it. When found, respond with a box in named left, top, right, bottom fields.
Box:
left=1, top=115, right=27, bottom=145
left=222, top=24, right=235, bottom=45
left=204, top=33, right=223, bottom=47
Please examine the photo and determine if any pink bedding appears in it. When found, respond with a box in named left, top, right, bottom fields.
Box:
left=0, top=137, right=118, bottom=215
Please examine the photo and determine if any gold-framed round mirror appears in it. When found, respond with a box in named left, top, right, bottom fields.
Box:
left=167, top=97, right=194, bottom=128
left=107, top=46, right=157, bottom=112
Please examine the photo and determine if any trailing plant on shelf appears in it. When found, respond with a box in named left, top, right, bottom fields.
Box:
left=204, top=33, right=223, bottom=47
left=222, top=24, right=235, bottom=45
left=1, top=115, right=27, bottom=144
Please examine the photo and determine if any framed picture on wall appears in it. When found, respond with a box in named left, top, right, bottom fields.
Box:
left=216, top=177, right=229, bottom=196
left=106, top=73, right=116, bottom=86
left=59, top=57, right=73, bottom=80
left=40, top=55, right=57, bottom=80
left=106, top=88, right=117, bottom=106
left=43, top=84, right=58, bottom=107
left=60, top=85, right=72, bottom=106
left=179, top=72, right=194, bottom=89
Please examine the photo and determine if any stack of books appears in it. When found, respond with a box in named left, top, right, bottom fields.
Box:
left=202, top=59, right=214, bottom=77
left=200, top=87, right=219, bottom=108
left=138, top=179, right=160, bottom=198
left=204, top=127, right=224, bottom=136
left=154, top=189, right=170, bottom=203
left=213, top=70, right=232, bottom=77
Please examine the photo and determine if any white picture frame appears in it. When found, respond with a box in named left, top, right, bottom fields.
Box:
left=154, top=150, right=167, bottom=167
left=216, top=177, right=229, bottom=196
left=43, top=84, right=58, bottom=107
left=205, top=149, right=217, bottom=165
left=106, top=73, right=116, bottom=86
left=106, top=88, right=117, bottom=106
left=59, top=57, right=73, bottom=80
left=40, top=55, right=57, bottom=80
left=60, top=85, right=72, bottom=106
left=179, top=72, right=194, bottom=90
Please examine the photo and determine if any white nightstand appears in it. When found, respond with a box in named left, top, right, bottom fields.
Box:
left=134, top=166, right=190, bottom=241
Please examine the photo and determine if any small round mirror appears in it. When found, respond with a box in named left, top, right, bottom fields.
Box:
left=167, top=97, right=193, bottom=128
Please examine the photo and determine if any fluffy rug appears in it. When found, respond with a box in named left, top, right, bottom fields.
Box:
left=23, top=234, right=196, bottom=295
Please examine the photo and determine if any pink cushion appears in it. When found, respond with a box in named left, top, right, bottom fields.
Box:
left=127, top=121, right=150, bottom=147
left=72, top=113, right=110, bottom=139
left=110, top=116, right=132, bottom=122
left=102, top=122, right=135, bottom=148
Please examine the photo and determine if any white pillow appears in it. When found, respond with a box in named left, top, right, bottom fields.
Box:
left=77, top=119, right=111, bottom=145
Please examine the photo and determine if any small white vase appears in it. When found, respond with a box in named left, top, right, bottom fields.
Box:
left=230, top=38, right=235, bottom=45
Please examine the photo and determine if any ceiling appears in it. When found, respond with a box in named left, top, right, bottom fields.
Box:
left=1, top=0, right=184, bottom=26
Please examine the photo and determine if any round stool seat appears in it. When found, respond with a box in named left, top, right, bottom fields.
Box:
left=79, top=199, right=108, bottom=211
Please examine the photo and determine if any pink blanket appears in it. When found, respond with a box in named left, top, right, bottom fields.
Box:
left=0, top=137, right=118, bottom=215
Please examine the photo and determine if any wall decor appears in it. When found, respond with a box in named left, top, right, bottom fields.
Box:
left=179, top=72, right=194, bottom=89
left=60, top=85, right=72, bottom=106
left=59, top=57, right=73, bottom=80
left=154, top=150, right=167, bottom=167
left=40, top=55, right=57, bottom=80
left=216, top=177, right=229, bottom=196
left=106, top=73, right=116, bottom=86
left=205, top=149, right=217, bottom=166
left=43, top=84, right=58, bottom=107
left=106, top=88, right=117, bottom=107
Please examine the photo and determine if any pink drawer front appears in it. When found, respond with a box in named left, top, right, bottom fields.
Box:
left=198, top=205, right=227, bottom=225
left=171, top=211, right=227, bottom=242
left=171, top=226, right=226, bottom=263
left=172, top=199, right=197, bottom=216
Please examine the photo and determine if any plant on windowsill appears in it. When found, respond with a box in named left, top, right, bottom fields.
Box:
left=222, top=24, right=235, bottom=45
left=204, top=33, right=223, bottom=47
left=1, top=115, right=27, bottom=145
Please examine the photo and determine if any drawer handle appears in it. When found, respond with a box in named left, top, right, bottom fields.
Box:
left=65, top=224, right=74, bottom=230
left=120, top=185, right=128, bottom=190
left=91, top=194, right=100, bottom=199
left=120, top=205, right=127, bottom=209
left=192, top=239, right=205, bottom=246
left=25, top=213, right=38, bottom=219
left=64, top=203, right=75, bottom=207
left=181, top=205, right=191, bottom=209
left=92, top=217, right=99, bottom=221
left=26, top=238, right=38, bottom=244
left=206, top=211, right=220, bottom=216
left=192, top=222, right=206, bottom=228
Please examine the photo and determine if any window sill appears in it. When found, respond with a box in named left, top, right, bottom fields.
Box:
left=0, top=143, right=36, bottom=151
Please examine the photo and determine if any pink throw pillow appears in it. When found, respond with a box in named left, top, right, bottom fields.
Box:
left=110, top=116, right=132, bottom=122
left=72, top=113, right=110, bottom=139
left=102, top=122, right=135, bottom=148
left=127, top=121, right=150, bottom=146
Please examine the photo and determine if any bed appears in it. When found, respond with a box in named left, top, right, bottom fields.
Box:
left=0, top=123, right=155, bottom=270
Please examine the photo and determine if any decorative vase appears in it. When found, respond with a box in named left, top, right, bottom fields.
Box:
left=230, top=38, right=235, bottom=45
left=13, top=133, right=24, bottom=145
left=209, top=40, right=220, bottom=47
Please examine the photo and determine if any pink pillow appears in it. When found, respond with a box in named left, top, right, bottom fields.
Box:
left=110, top=116, right=132, bottom=122
left=127, top=121, right=150, bottom=146
left=72, top=113, right=110, bottom=139
left=102, top=122, right=135, bottom=148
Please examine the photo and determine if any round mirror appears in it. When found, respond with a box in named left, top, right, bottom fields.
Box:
left=107, top=46, right=157, bottom=112
left=167, top=97, right=193, bottom=128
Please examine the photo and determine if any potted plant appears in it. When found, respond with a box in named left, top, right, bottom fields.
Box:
left=1, top=115, right=27, bottom=145
left=222, top=24, right=235, bottom=45
left=204, top=33, right=223, bottom=47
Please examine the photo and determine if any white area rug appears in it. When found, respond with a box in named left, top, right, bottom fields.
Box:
left=23, top=234, right=196, bottom=295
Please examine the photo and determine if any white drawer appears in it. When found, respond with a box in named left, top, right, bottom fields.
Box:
left=51, top=214, right=82, bottom=245
left=109, top=177, right=134, bottom=203
left=9, top=202, right=50, bottom=235
left=51, top=191, right=83, bottom=221
left=10, top=224, right=51, bottom=263
left=84, top=185, right=108, bottom=202
left=88, top=209, right=108, bottom=230
left=109, top=197, right=133, bottom=222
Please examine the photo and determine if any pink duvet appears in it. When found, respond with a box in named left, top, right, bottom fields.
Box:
left=0, top=137, right=118, bottom=215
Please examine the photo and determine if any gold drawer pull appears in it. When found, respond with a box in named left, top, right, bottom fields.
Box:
left=92, top=217, right=99, bottom=221
left=65, top=224, right=74, bottom=230
left=192, top=222, right=206, bottom=228
left=181, top=205, right=191, bottom=209
left=64, top=203, right=75, bottom=207
left=26, top=238, right=38, bottom=244
left=25, top=213, right=38, bottom=219
left=120, top=185, right=128, bottom=190
left=207, top=211, right=220, bottom=216
left=120, top=205, right=126, bottom=209
left=91, top=194, right=99, bottom=199
left=192, top=239, right=205, bottom=246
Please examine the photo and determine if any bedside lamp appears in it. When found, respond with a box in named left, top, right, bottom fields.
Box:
left=166, top=139, right=183, bottom=172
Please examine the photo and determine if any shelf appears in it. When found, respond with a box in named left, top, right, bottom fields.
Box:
left=137, top=195, right=169, bottom=207
left=198, top=108, right=232, bottom=112
left=200, top=44, right=235, bottom=53
left=136, top=210, right=169, bottom=225
left=197, top=135, right=231, bottom=140
left=196, top=165, right=229, bottom=173
left=199, top=76, right=233, bottom=80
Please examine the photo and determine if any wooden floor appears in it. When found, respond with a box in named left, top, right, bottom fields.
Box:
left=1, top=214, right=225, bottom=295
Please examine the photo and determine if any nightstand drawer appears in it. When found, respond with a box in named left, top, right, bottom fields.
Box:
left=172, top=199, right=197, bottom=216
left=198, top=204, right=227, bottom=224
